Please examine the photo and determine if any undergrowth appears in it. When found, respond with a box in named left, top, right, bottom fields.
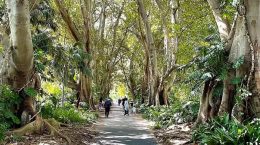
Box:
left=140, top=101, right=199, bottom=129
left=41, top=103, right=98, bottom=124
left=192, top=114, right=260, bottom=145
left=0, top=85, right=21, bottom=142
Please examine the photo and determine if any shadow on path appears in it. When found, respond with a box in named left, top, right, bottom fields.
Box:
left=93, top=104, right=157, bottom=145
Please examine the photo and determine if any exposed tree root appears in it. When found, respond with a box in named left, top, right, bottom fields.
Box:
left=7, top=117, right=71, bottom=145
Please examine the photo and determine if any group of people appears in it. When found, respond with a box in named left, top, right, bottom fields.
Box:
left=118, top=97, right=136, bottom=116
left=99, top=97, right=136, bottom=118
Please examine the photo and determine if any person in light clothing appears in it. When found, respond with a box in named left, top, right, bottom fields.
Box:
left=124, top=98, right=129, bottom=116
left=132, top=105, right=136, bottom=114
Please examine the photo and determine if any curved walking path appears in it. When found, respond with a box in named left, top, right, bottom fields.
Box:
left=93, top=104, right=158, bottom=145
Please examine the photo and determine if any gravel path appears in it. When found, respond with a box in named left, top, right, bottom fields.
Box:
left=94, top=105, right=157, bottom=145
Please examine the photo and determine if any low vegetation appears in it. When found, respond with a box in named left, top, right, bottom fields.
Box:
left=192, top=114, right=260, bottom=144
left=0, top=84, right=98, bottom=143
left=41, top=103, right=98, bottom=124
left=140, top=100, right=199, bottom=129
left=0, top=85, right=21, bottom=141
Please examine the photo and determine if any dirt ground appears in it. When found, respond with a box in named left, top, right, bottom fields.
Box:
left=154, top=123, right=194, bottom=145
left=4, top=123, right=98, bottom=145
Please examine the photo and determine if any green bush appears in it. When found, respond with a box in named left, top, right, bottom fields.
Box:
left=41, top=103, right=98, bottom=124
left=0, top=85, right=21, bottom=141
left=140, top=101, right=199, bottom=128
left=192, top=114, right=260, bottom=145
left=0, top=124, right=8, bottom=142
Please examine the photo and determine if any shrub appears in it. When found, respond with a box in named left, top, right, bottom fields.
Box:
left=192, top=114, right=260, bottom=144
left=140, top=101, right=199, bottom=128
left=41, top=103, right=98, bottom=124
left=0, top=85, right=21, bottom=141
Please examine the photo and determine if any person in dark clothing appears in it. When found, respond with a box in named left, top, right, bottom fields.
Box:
left=118, top=98, right=121, bottom=106
left=104, top=98, right=112, bottom=118
left=121, top=97, right=125, bottom=111
left=122, top=97, right=125, bottom=107
left=130, top=101, right=134, bottom=107
left=99, top=97, right=103, bottom=103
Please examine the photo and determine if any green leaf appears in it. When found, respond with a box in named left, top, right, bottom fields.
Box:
left=232, top=56, right=244, bottom=69
left=24, top=87, right=38, bottom=97
left=220, top=68, right=228, bottom=80
left=231, top=77, right=241, bottom=85
left=11, top=116, right=20, bottom=125
left=82, top=67, right=92, bottom=76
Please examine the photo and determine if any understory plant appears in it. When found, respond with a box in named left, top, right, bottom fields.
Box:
left=192, top=114, right=260, bottom=145
left=140, top=100, right=199, bottom=128
left=41, top=103, right=98, bottom=124
left=0, top=85, right=21, bottom=141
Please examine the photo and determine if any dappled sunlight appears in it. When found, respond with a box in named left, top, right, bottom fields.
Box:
left=102, top=134, right=154, bottom=140
left=95, top=106, right=157, bottom=145
left=2, top=0, right=255, bottom=144
left=170, top=140, right=190, bottom=145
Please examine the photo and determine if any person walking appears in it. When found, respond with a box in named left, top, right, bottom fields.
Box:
left=118, top=98, right=121, bottom=106
left=122, top=97, right=125, bottom=111
left=104, top=98, right=112, bottom=118
left=124, top=98, right=129, bottom=116
left=98, top=97, right=103, bottom=111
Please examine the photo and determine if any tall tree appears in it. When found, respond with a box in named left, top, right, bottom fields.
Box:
left=136, top=0, right=158, bottom=105
left=54, top=0, right=95, bottom=109
left=154, top=0, right=179, bottom=106
left=6, top=0, right=36, bottom=122
left=196, top=0, right=260, bottom=123
left=80, top=0, right=95, bottom=109
left=2, top=1, right=70, bottom=143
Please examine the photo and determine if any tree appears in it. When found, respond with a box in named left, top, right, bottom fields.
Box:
left=136, top=0, right=158, bottom=105
left=6, top=0, right=35, bottom=122
left=54, top=0, right=95, bottom=109
left=93, top=0, right=127, bottom=99
left=1, top=1, right=70, bottom=143
left=196, top=0, right=260, bottom=124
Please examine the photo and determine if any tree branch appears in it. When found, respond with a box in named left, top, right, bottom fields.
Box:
left=54, top=0, right=81, bottom=41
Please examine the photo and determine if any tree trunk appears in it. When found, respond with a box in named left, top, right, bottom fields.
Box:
left=155, top=0, right=179, bottom=106
left=80, top=0, right=95, bottom=110
left=5, top=0, right=38, bottom=125
left=135, top=17, right=149, bottom=104
left=199, top=0, right=260, bottom=123
left=218, top=70, right=235, bottom=115
left=137, top=0, right=158, bottom=106
left=247, top=0, right=260, bottom=118
left=207, top=0, right=230, bottom=42
left=55, top=0, right=95, bottom=109
left=7, top=0, right=33, bottom=74
left=54, top=0, right=81, bottom=42
left=231, top=0, right=260, bottom=118
left=196, top=79, right=221, bottom=124
left=196, top=0, right=232, bottom=123
left=98, top=0, right=106, bottom=40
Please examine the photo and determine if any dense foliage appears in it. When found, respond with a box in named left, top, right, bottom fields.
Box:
left=0, top=85, right=21, bottom=141
left=192, top=114, right=260, bottom=144
left=41, top=103, right=98, bottom=124
left=140, top=100, right=199, bottom=129
left=1, top=0, right=260, bottom=144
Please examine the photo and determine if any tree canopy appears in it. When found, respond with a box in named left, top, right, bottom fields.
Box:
left=1, top=0, right=260, bottom=144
